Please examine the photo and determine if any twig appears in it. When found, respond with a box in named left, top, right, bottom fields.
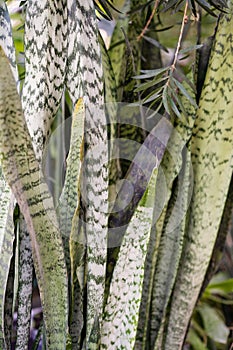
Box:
left=171, top=0, right=189, bottom=71
left=137, top=0, right=160, bottom=41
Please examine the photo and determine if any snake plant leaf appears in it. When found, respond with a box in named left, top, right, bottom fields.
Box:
left=0, top=0, right=18, bottom=82
left=15, top=216, right=33, bottom=350
left=108, top=0, right=131, bottom=91
left=57, top=98, right=85, bottom=270
left=163, top=7, right=233, bottom=348
left=66, top=1, right=109, bottom=346
left=0, top=47, right=68, bottom=349
left=0, top=172, right=14, bottom=349
left=101, top=166, right=158, bottom=349
left=151, top=149, right=193, bottom=349
left=22, top=0, right=68, bottom=161
left=135, top=72, right=197, bottom=348
left=99, top=33, right=120, bottom=205
left=57, top=98, right=85, bottom=346
left=3, top=249, right=15, bottom=350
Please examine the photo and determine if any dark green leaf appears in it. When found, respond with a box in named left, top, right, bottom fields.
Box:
left=143, top=35, right=168, bottom=52
left=173, top=77, right=198, bottom=108
left=134, top=66, right=169, bottom=79
left=168, top=87, right=182, bottom=118
left=179, top=44, right=203, bottom=56
left=198, top=304, right=229, bottom=344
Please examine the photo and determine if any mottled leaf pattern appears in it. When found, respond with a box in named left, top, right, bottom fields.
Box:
left=0, top=1, right=18, bottom=81
left=57, top=98, right=85, bottom=273
left=0, top=48, right=68, bottom=349
left=0, top=173, right=14, bottom=349
left=57, top=98, right=85, bottom=347
left=101, top=167, right=158, bottom=349
left=66, top=1, right=109, bottom=346
left=15, top=216, right=33, bottom=350
left=22, top=0, right=68, bottom=160
left=163, top=8, right=233, bottom=349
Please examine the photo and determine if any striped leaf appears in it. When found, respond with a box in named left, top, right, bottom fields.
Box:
left=22, top=0, right=68, bottom=161
left=57, top=98, right=85, bottom=269
left=0, top=172, right=14, bottom=349
left=147, top=76, right=197, bottom=349
left=162, top=8, right=233, bottom=349
left=0, top=47, right=68, bottom=349
left=0, top=4, right=17, bottom=348
left=101, top=166, right=158, bottom=349
left=57, top=98, right=85, bottom=347
left=66, top=1, right=109, bottom=346
left=134, top=73, right=197, bottom=349
left=15, top=216, right=33, bottom=350
left=0, top=1, right=18, bottom=82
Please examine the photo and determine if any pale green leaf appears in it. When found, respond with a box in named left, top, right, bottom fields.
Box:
left=101, top=167, right=158, bottom=349
left=22, top=0, right=67, bottom=160
left=0, top=47, right=68, bottom=350
left=198, top=304, right=229, bottom=344
left=163, top=10, right=233, bottom=348
left=0, top=174, right=14, bottom=349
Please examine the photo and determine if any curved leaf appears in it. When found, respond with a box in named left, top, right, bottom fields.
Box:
left=0, top=173, right=14, bottom=349
left=0, top=47, right=68, bottom=350
left=163, top=8, right=233, bottom=348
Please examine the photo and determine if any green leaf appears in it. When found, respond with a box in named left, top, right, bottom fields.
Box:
left=173, top=77, right=198, bottom=108
left=187, top=329, right=208, bottom=350
left=101, top=167, right=158, bottom=348
left=0, top=173, right=14, bottom=349
left=169, top=92, right=182, bottom=118
left=143, top=91, right=162, bottom=104
left=0, top=1, right=18, bottom=82
left=66, top=1, right=109, bottom=346
left=134, top=66, right=169, bottom=80
left=15, top=217, right=33, bottom=350
left=143, top=35, right=168, bottom=53
left=198, top=304, right=229, bottom=344
left=135, top=76, right=168, bottom=93
left=0, top=47, right=68, bottom=350
left=179, top=44, right=203, bottom=56
left=163, top=9, right=233, bottom=348
left=58, top=98, right=85, bottom=347
left=22, top=0, right=67, bottom=161
left=207, top=278, right=233, bottom=295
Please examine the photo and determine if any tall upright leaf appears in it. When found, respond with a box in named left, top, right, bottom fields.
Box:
left=0, top=3, right=18, bottom=348
left=0, top=47, right=68, bottom=349
left=15, top=216, right=33, bottom=350
left=163, top=6, right=233, bottom=349
left=58, top=98, right=85, bottom=347
left=101, top=166, right=158, bottom=349
left=66, top=1, right=109, bottom=346
left=0, top=172, right=14, bottom=349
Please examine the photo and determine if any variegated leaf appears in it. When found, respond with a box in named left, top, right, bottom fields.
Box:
left=101, top=166, right=158, bottom=349
left=0, top=47, right=68, bottom=349
left=0, top=0, right=18, bottom=82
left=57, top=98, right=85, bottom=347
left=66, top=1, right=109, bottom=346
left=163, top=7, right=233, bottom=349
left=15, top=216, right=33, bottom=350
left=0, top=173, right=14, bottom=349
left=22, top=0, right=68, bottom=161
